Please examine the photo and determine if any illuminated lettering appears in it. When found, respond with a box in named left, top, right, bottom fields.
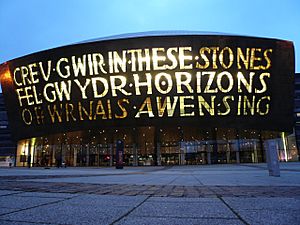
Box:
left=78, top=101, right=93, bottom=120
left=218, top=96, right=234, bottom=115
left=54, top=80, right=72, bottom=101
left=91, top=77, right=109, bottom=98
left=203, top=71, right=217, bottom=93
left=156, top=96, right=178, bottom=117
left=255, top=72, right=270, bottom=93
left=175, top=72, right=193, bottom=93
left=94, top=100, right=107, bottom=120
left=56, top=58, right=70, bottom=78
left=39, top=60, right=52, bottom=81
left=237, top=71, right=255, bottom=93
left=178, top=47, right=193, bottom=69
left=243, top=96, right=255, bottom=115
left=263, top=49, right=272, bottom=70
left=180, top=96, right=194, bottom=116
left=133, top=73, right=152, bottom=95
left=65, top=103, right=76, bottom=122
left=43, top=83, right=56, bottom=103
left=257, top=96, right=270, bottom=115
left=74, top=79, right=91, bottom=99
left=72, top=55, right=87, bottom=77
left=22, top=108, right=32, bottom=125
left=196, top=47, right=210, bottom=69
left=47, top=104, right=63, bottom=123
left=154, top=72, right=173, bottom=94
left=152, top=48, right=166, bottom=70
left=198, top=96, right=215, bottom=116
left=115, top=98, right=129, bottom=119
left=237, top=48, right=250, bottom=69
left=217, top=71, right=234, bottom=93
left=135, top=97, right=154, bottom=118
left=250, top=48, right=262, bottom=70
left=13, top=67, right=22, bottom=86
left=110, top=75, right=131, bottom=97
left=28, top=63, right=39, bottom=84
left=166, top=48, right=178, bottom=70
left=16, top=87, right=35, bottom=106
left=219, top=47, right=233, bottom=69
left=92, top=53, right=107, bottom=74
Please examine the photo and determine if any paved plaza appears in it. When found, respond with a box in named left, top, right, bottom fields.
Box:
left=0, top=163, right=299, bottom=225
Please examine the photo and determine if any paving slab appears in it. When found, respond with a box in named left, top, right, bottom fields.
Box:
left=14, top=192, right=79, bottom=199
left=0, top=195, right=63, bottom=210
left=0, top=194, right=147, bottom=225
left=223, top=197, right=300, bottom=210
left=0, top=190, right=21, bottom=196
left=115, top=217, right=244, bottom=225
left=129, top=197, right=237, bottom=219
left=0, top=220, right=57, bottom=225
left=235, top=209, right=300, bottom=225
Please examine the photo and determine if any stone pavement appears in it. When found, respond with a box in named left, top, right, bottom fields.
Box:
left=0, top=163, right=299, bottom=225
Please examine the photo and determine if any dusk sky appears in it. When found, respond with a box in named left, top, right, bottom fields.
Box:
left=0, top=0, right=299, bottom=92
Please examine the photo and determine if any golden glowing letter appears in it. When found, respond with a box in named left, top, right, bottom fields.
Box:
left=255, top=72, right=270, bottom=93
left=250, top=48, right=262, bottom=70
left=218, top=96, right=234, bottom=115
left=48, top=104, right=63, bottom=123
left=262, top=49, right=272, bottom=70
left=22, top=108, right=33, bottom=125
left=54, top=80, right=72, bottom=101
left=152, top=48, right=167, bottom=70
left=72, top=55, right=87, bottom=77
left=78, top=101, right=93, bottom=120
left=43, top=83, right=56, bottom=103
left=256, top=96, right=270, bottom=115
left=92, top=53, right=107, bottom=74
left=94, top=100, right=107, bottom=120
left=196, top=47, right=210, bottom=69
left=156, top=96, right=178, bottom=117
left=211, top=47, right=220, bottom=69
left=237, top=48, right=250, bottom=70
left=154, top=72, right=173, bottom=94
left=91, top=77, right=109, bottom=98
left=217, top=71, right=233, bottom=93
left=180, top=96, right=194, bottom=117
left=178, top=47, right=193, bottom=69
left=203, top=71, right=217, bottom=93
left=110, top=75, right=131, bottom=97
left=115, top=98, right=129, bottom=119
left=65, top=103, right=77, bottom=122
left=135, top=97, right=154, bottom=118
left=13, top=67, right=22, bottom=86
left=28, top=63, right=39, bottom=84
left=219, top=47, right=234, bottom=69
left=39, top=60, right=52, bottom=81
left=74, top=79, right=91, bottom=99
left=243, top=96, right=255, bottom=115
left=198, top=96, right=215, bottom=116
left=175, top=72, right=193, bottom=93
left=166, top=47, right=178, bottom=70
left=133, top=73, right=152, bottom=95
left=237, top=71, right=254, bottom=93
left=109, top=51, right=127, bottom=73
left=56, top=58, right=71, bottom=78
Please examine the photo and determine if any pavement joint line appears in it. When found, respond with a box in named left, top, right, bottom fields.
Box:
left=192, top=174, right=204, bottom=185
left=109, top=195, right=151, bottom=225
left=0, top=193, right=79, bottom=217
left=218, top=196, right=250, bottom=225
left=129, top=215, right=245, bottom=220
left=0, top=218, right=68, bottom=225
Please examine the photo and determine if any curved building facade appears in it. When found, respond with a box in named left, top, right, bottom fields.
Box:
left=0, top=32, right=296, bottom=166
